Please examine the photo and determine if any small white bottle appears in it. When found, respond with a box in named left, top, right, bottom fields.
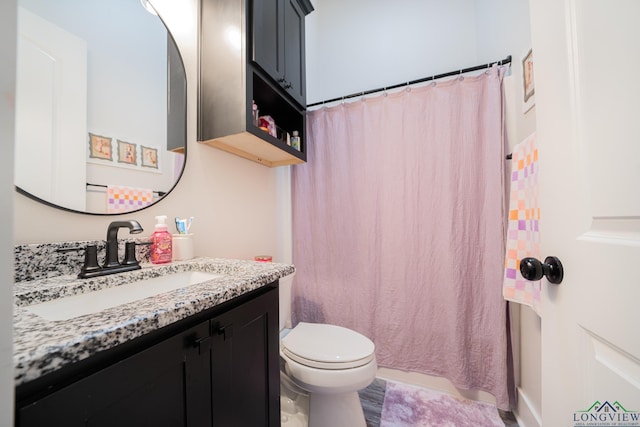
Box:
left=290, top=131, right=300, bottom=151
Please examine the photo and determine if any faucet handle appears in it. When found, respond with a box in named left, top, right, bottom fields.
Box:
left=122, top=241, right=152, bottom=266
left=122, top=242, right=139, bottom=266
left=79, top=245, right=102, bottom=279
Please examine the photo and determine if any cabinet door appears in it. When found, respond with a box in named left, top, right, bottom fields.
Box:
left=253, top=0, right=306, bottom=107
left=209, top=287, right=280, bottom=427
left=17, top=321, right=211, bottom=427
left=283, top=0, right=305, bottom=105
left=252, top=0, right=284, bottom=83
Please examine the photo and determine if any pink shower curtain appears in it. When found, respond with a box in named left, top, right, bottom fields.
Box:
left=291, top=67, right=512, bottom=409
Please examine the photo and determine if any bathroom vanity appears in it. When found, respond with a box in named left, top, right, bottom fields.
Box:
left=13, top=257, right=291, bottom=426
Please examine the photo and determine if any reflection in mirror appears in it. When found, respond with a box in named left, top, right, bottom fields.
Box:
left=14, top=0, right=187, bottom=215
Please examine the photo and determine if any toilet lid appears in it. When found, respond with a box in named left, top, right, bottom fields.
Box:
left=281, top=322, right=375, bottom=370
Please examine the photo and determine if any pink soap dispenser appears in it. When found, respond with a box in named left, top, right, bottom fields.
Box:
left=150, top=215, right=172, bottom=264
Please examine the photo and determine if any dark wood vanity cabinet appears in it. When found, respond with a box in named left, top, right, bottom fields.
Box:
left=198, top=0, right=313, bottom=167
left=18, top=321, right=208, bottom=427
left=208, top=288, right=280, bottom=426
left=16, top=285, right=280, bottom=427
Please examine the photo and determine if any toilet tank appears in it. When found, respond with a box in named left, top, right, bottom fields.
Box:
left=279, top=273, right=295, bottom=331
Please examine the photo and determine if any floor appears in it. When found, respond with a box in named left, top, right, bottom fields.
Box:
left=358, top=378, right=519, bottom=427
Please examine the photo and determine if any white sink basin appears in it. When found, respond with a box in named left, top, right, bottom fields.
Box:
left=26, top=271, right=223, bottom=321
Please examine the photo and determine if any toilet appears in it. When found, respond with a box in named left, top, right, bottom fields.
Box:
left=279, top=275, right=377, bottom=427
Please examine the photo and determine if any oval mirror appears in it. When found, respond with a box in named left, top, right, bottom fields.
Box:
left=14, top=0, right=187, bottom=215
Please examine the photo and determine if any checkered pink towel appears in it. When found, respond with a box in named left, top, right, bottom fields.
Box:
left=503, top=132, right=541, bottom=315
left=106, top=185, right=154, bottom=214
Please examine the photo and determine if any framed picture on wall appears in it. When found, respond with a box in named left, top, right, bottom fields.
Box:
left=88, top=133, right=113, bottom=162
left=141, top=145, right=159, bottom=170
left=117, top=140, right=138, bottom=165
left=521, top=48, right=535, bottom=113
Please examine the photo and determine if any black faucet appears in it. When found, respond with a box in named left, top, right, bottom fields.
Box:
left=104, top=220, right=144, bottom=268
left=78, top=220, right=144, bottom=279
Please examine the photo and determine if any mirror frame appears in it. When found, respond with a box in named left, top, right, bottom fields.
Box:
left=14, top=6, right=188, bottom=216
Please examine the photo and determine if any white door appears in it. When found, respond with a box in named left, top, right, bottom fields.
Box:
left=15, top=7, right=87, bottom=211
left=530, top=0, right=640, bottom=425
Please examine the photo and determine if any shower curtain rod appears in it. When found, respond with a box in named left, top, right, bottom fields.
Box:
left=307, top=55, right=512, bottom=108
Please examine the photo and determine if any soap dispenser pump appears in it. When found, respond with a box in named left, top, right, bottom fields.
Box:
left=150, top=215, right=172, bottom=264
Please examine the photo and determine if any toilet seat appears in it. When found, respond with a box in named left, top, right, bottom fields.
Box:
left=281, top=322, right=375, bottom=370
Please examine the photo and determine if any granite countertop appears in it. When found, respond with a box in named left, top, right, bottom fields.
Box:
left=13, top=257, right=294, bottom=386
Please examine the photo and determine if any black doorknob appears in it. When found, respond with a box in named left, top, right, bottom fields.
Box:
left=520, top=256, right=564, bottom=284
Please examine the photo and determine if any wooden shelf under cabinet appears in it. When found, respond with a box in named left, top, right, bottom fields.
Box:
left=201, top=130, right=304, bottom=167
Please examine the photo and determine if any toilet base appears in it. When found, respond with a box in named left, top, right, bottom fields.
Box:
left=308, top=391, right=366, bottom=427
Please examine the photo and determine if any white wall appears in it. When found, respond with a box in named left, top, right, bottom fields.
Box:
left=306, top=1, right=540, bottom=424
left=13, top=0, right=286, bottom=264
left=306, top=0, right=479, bottom=104
left=1, top=0, right=16, bottom=423
left=474, top=0, right=531, bottom=62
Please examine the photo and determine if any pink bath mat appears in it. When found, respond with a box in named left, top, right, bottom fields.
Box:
left=380, top=381, right=504, bottom=427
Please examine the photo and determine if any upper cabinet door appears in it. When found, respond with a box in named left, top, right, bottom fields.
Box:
left=251, top=0, right=311, bottom=107
left=283, top=0, right=305, bottom=105
left=251, top=0, right=284, bottom=83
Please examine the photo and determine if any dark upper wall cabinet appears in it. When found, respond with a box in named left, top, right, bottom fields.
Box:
left=198, top=0, right=313, bottom=167
left=252, top=0, right=312, bottom=107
